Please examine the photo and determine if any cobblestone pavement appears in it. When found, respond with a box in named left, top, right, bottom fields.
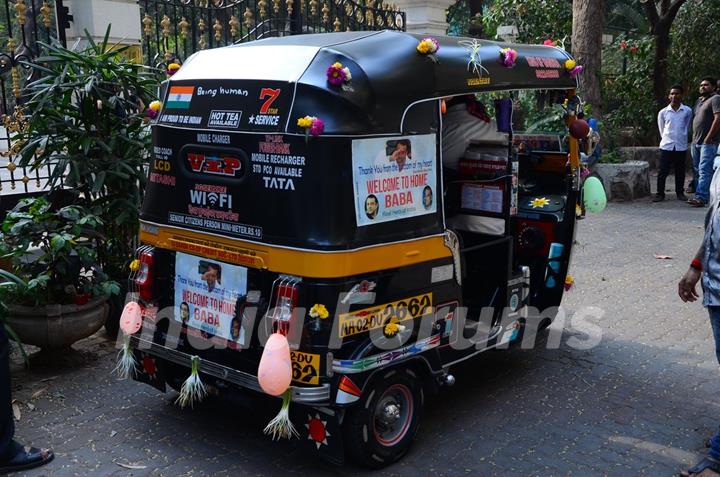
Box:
left=7, top=196, right=720, bottom=477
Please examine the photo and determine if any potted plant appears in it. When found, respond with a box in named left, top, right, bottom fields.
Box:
left=0, top=196, right=120, bottom=353
left=10, top=27, right=160, bottom=335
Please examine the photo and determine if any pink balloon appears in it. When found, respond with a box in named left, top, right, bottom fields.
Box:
left=257, top=333, right=292, bottom=396
left=120, top=301, right=143, bottom=335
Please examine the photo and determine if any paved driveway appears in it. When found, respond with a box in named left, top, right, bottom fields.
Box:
left=7, top=198, right=719, bottom=476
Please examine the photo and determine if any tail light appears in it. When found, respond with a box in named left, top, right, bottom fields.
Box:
left=336, top=375, right=362, bottom=404
left=134, top=248, right=155, bottom=303
left=268, top=275, right=301, bottom=336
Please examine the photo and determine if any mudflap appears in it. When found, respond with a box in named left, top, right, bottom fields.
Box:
left=131, top=350, right=167, bottom=393
left=291, top=404, right=345, bottom=465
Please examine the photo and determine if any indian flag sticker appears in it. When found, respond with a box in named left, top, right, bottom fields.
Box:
left=166, top=86, right=195, bottom=109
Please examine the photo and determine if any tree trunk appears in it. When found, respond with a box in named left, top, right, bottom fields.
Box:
left=652, top=27, right=670, bottom=113
left=571, top=0, right=605, bottom=117
left=640, top=0, right=689, bottom=121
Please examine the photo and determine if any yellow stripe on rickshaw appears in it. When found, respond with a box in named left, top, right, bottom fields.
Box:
left=139, top=224, right=451, bottom=279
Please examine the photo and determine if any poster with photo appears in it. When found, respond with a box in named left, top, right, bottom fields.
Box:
left=174, top=252, right=248, bottom=343
left=352, top=134, right=437, bottom=226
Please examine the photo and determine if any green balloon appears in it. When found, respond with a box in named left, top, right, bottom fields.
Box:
left=583, top=176, right=607, bottom=213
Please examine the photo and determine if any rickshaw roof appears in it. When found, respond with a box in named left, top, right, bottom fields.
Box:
left=169, top=30, right=578, bottom=134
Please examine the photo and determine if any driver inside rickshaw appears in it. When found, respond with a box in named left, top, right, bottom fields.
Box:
left=441, top=94, right=506, bottom=182
left=441, top=94, right=508, bottom=236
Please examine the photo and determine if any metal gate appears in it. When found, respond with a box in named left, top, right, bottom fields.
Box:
left=0, top=0, right=61, bottom=213
left=139, top=0, right=406, bottom=67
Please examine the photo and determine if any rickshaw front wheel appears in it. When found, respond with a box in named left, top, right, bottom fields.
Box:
left=343, top=367, right=423, bottom=468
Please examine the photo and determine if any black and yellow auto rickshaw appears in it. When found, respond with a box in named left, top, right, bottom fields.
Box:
left=122, top=30, right=596, bottom=467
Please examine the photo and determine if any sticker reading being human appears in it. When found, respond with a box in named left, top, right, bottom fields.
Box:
left=352, top=134, right=437, bottom=226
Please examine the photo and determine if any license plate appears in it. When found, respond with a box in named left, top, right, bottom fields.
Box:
left=174, top=252, right=248, bottom=344
left=291, top=351, right=321, bottom=385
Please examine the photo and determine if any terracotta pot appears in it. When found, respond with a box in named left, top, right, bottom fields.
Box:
left=6, top=296, right=109, bottom=349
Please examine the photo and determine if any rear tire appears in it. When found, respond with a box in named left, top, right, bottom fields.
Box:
left=344, top=367, right=423, bottom=468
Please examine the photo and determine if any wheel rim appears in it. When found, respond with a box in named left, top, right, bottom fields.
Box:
left=373, top=383, right=413, bottom=446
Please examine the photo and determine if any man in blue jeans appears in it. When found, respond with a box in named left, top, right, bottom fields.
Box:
left=688, top=77, right=720, bottom=207
left=679, top=167, right=720, bottom=476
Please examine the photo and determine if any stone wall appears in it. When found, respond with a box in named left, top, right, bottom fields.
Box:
left=617, top=147, right=692, bottom=171
left=594, top=161, right=650, bottom=201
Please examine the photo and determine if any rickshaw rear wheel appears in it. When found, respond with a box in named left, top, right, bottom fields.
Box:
left=344, top=367, right=423, bottom=468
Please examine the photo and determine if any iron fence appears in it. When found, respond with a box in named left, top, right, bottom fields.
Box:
left=0, top=0, right=60, bottom=208
left=139, top=0, right=406, bottom=67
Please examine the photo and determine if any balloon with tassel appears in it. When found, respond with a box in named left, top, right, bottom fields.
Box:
left=114, top=301, right=143, bottom=378
left=258, top=332, right=298, bottom=439
left=175, top=355, right=207, bottom=409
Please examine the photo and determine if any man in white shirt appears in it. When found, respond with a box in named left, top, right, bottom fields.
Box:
left=654, top=84, right=692, bottom=202
left=442, top=95, right=505, bottom=177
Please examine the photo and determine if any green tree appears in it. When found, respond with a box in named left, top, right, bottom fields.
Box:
left=14, top=28, right=160, bottom=283
left=669, top=0, right=720, bottom=96
left=482, top=0, right=573, bottom=44
left=639, top=0, right=691, bottom=110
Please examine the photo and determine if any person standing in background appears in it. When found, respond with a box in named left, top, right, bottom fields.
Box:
left=654, top=84, right=692, bottom=202
left=687, top=78, right=720, bottom=207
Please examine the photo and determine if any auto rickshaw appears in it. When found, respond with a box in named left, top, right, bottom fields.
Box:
left=122, top=30, right=595, bottom=467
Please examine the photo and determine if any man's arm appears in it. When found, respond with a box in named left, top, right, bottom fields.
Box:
left=657, top=109, right=665, bottom=137
left=704, top=97, right=720, bottom=144
left=705, top=112, right=720, bottom=144
left=678, top=244, right=704, bottom=302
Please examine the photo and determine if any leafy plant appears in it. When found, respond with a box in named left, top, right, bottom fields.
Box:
left=601, top=35, right=656, bottom=146
left=482, top=0, right=572, bottom=45
left=669, top=0, right=720, bottom=103
left=12, top=26, right=161, bottom=281
left=599, top=149, right=625, bottom=164
left=0, top=196, right=120, bottom=307
left=0, top=268, right=28, bottom=362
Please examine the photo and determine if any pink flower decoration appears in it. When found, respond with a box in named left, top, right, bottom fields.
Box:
left=424, top=37, right=439, bottom=53
left=309, top=117, right=324, bottom=136
left=569, top=65, right=584, bottom=77
left=500, top=48, right=517, bottom=68
left=326, top=64, right=347, bottom=87
left=146, top=108, right=158, bottom=119
left=543, top=39, right=556, bottom=46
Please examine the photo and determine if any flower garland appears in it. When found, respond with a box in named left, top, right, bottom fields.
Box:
left=417, top=37, right=439, bottom=62
left=309, top=304, right=329, bottom=319
left=146, top=100, right=162, bottom=120
left=326, top=62, right=352, bottom=87
left=297, top=115, right=324, bottom=140
left=499, top=47, right=518, bottom=68
left=166, top=62, right=180, bottom=77
left=564, top=59, right=583, bottom=77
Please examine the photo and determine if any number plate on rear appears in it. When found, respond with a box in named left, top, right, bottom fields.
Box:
left=291, top=351, right=320, bottom=385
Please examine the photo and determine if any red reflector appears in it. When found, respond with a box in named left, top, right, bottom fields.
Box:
left=271, top=277, right=300, bottom=335
left=338, top=376, right=362, bottom=397
left=134, top=249, right=155, bottom=302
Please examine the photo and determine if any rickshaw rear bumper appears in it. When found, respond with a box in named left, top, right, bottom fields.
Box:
left=130, top=336, right=332, bottom=405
